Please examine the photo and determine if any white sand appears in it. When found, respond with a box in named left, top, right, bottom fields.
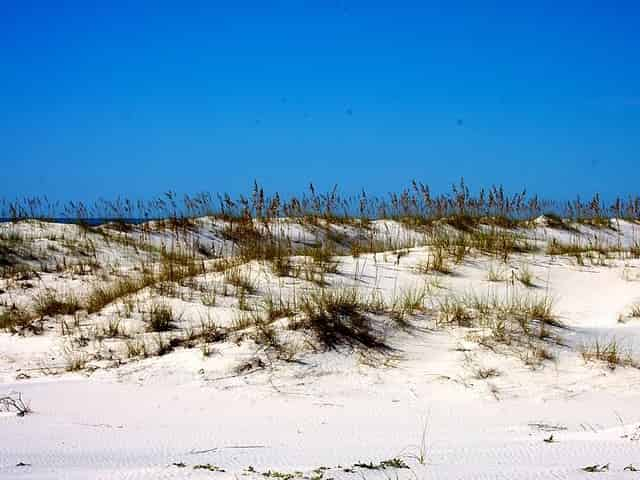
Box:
left=2, top=218, right=640, bottom=479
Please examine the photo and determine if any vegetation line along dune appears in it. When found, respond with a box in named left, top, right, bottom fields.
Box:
left=2, top=182, right=640, bottom=478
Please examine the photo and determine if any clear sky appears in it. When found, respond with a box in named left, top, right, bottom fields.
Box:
left=1, top=1, right=639, bottom=202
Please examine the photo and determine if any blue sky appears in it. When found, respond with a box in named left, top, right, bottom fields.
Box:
left=1, top=1, right=639, bottom=202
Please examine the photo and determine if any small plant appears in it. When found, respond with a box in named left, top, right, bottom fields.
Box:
left=353, top=458, right=409, bottom=470
left=410, top=417, right=431, bottom=465
left=517, top=263, right=535, bottom=287
left=231, top=310, right=256, bottom=331
left=147, top=303, right=175, bottom=332
left=33, top=290, right=81, bottom=317
left=261, top=470, right=295, bottom=480
left=380, top=458, right=409, bottom=469
left=417, top=245, right=451, bottom=274
left=487, top=264, right=506, bottom=282
left=201, top=289, right=217, bottom=306
left=297, top=287, right=390, bottom=352
left=524, top=295, right=556, bottom=323
left=521, top=345, right=555, bottom=368
left=125, top=339, right=147, bottom=358
left=86, top=276, right=149, bottom=314
left=580, top=338, right=634, bottom=369
left=304, top=245, right=339, bottom=274
left=475, top=367, right=500, bottom=379
left=390, top=286, right=427, bottom=324
left=153, top=334, right=177, bottom=356
left=271, top=255, right=292, bottom=277
left=0, top=392, right=31, bottom=416
left=437, top=296, right=472, bottom=327
left=201, top=342, right=215, bottom=357
left=198, top=317, right=226, bottom=343
left=101, top=317, right=126, bottom=338
left=581, top=463, right=609, bottom=473
left=0, top=306, right=34, bottom=333
left=64, top=347, right=88, bottom=371
left=237, top=286, right=251, bottom=310
left=262, top=294, right=296, bottom=321
left=193, top=464, right=226, bottom=472
left=224, top=266, right=257, bottom=294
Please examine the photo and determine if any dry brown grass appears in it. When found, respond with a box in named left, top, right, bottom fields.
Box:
left=437, top=289, right=560, bottom=364
left=33, top=290, right=81, bottom=317
left=295, top=287, right=391, bottom=352
left=146, top=303, right=177, bottom=332
left=580, top=338, right=636, bottom=369
left=0, top=305, right=36, bottom=333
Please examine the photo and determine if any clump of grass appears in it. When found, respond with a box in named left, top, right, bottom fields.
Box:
left=523, top=295, right=555, bottom=323
left=389, top=286, right=427, bottom=324
left=0, top=305, right=36, bottom=333
left=303, top=245, right=339, bottom=274
left=201, top=288, right=217, bottom=306
left=349, top=234, right=416, bottom=259
left=521, top=345, right=555, bottom=369
left=296, top=287, right=390, bottom=352
left=251, top=313, right=281, bottom=350
left=437, top=289, right=560, bottom=363
left=271, top=254, right=292, bottom=277
left=230, top=308, right=260, bottom=331
left=475, top=367, right=500, bottom=379
left=262, top=293, right=296, bottom=321
left=153, top=334, right=176, bottom=356
left=198, top=317, right=226, bottom=343
left=630, top=304, right=640, bottom=318
left=428, top=226, right=536, bottom=264
left=437, top=296, right=473, bottom=326
left=85, top=253, right=209, bottom=315
left=200, top=342, right=215, bottom=357
left=33, top=290, right=81, bottom=317
left=580, top=338, right=635, bottom=369
left=64, top=347, right=88, bottom=371
left=260, top=469, right=295, bottom=480
left=159, top=249, right=205, bottom=286
left=86, top=276, right=150, bottom=314
left=224, top=266, right=257, bottom=294
left=353, top=458, right=409, bottom=470
left=470, top=228, right=537, bottom=261
left=146, top=303, right=176, bottom=332
left=100, top=317, right=127, bottom=338
left=416, top=245, right=451, bottom=274
left=292, top=260, right=331, bottom=286
left=542, top=212, right=576, bottom=231
left=546, top=238, right=616, bottom=266
left=517, top=263, right=535, bottom=287
left=236, top=286, right=251, bottom=310
left=487, top=263, right=506, bottom=282
left=0, top=392, right=31, bottom=416
left=125, top=339, right=147, bottom=358
left=234, top=306, right=295, bottom=358
left=193, top=464, right=226, bottom=473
